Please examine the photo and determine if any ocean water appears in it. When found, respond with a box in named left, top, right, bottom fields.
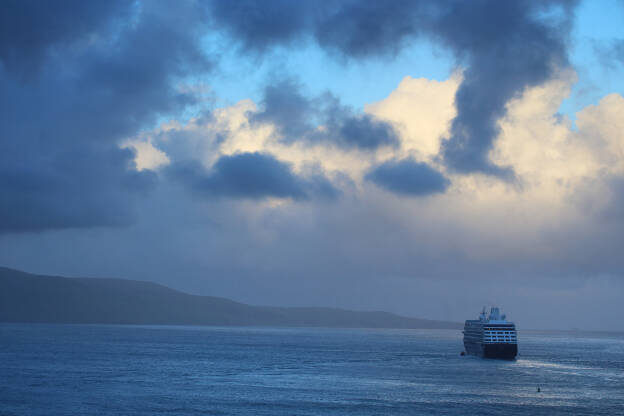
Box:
left=1, top=325, right=623, bottom=415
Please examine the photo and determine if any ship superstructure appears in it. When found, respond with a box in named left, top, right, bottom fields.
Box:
left=463, top=307, right=517, bottom=359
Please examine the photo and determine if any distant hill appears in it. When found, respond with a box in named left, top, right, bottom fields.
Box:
left=0, top=267, right=461, bottom=329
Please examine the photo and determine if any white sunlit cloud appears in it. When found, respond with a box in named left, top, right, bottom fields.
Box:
left=123, top=70, right=624, bottom=280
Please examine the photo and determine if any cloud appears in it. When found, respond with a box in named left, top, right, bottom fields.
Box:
left=251, top=79, right=400, bottom=150
left=362, top=69, right=624, bottom=281
left=207, top=0, right=578, bottom=176
left=207, top=0, right=425, bottom=59
left=170, top=152, right=339, bottom=201
left=0, top=0, right=127, bottom=77
left=1, top=1, right=580, bottom=234
left=0, top=1, right=210, bottom=233
left=436, top=1, right=576, bottom=176
left=365, top=75, right=460, bottom=159
left=0, top=148, right=156, bottom=233
left=250, top=79, right=314, bottom=139
left=337, top=114, right=400, bottom=150
left=133, top=98, right=369, bottom=192
left=366, top=159, right=450, bottom=196
left=123, top=140, right=170, bottom=171
left=3, top=68, right=624, bottom=329
left=594, top=39, right=624, bottom=69
left=207, top=0, right=316, bottom=54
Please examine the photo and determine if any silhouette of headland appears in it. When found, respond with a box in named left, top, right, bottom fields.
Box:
left=0, top=267, right=461, bottom=329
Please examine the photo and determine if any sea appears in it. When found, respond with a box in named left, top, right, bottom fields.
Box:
left=1, top=325, right=623, bottom=415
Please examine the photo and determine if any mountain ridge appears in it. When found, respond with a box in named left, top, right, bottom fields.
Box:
left=0, top=266, right=461, bottom=329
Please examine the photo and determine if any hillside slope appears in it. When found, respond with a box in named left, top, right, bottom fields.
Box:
left=0, top=267, right=460, bottom=329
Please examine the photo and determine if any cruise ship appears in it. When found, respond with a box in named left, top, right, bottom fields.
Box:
left=463, top=307, right=517, bottom=359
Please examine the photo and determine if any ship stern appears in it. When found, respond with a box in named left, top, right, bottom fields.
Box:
left=483, top=343, right=517, bottom=360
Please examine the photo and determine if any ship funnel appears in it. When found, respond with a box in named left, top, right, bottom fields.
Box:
left=489, top=307, right=500, bottom=320
left=479, top=307, right=487, bottom=321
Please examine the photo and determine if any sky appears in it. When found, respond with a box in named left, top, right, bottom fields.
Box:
left=1, top=0, right=624, bottom=330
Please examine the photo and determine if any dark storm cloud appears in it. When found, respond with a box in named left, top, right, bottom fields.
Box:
left=365, top=159, right=450, bottom=196
left=0, top=0, right=127, bottom=77
left=437, top=0, right=575, bottom=176
left=170, top=152, right=339, bottom=200
left=313, top=1, right=430, bottom=59
left=208, top=0, right=317, bottom=54
left=207, top=0, right=425, bottom=58
left=251, top=79, right=400, bottom=150
left=0, top=1, right=210, bottom=233
left=208, top=0, right=578, bottom=176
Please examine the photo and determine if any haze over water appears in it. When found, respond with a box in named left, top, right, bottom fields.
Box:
left=2, top=325, right=623, bottom=415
